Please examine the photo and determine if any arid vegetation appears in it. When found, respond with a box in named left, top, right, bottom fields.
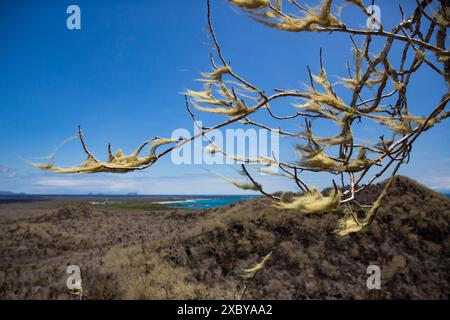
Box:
left=0, top=177, right=448, bottom=299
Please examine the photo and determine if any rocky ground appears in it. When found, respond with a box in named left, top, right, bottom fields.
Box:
left=0, top=176, right=448, bottom=299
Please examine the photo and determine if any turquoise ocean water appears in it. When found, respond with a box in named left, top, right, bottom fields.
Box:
left=156, top=195, right=258, bottom=209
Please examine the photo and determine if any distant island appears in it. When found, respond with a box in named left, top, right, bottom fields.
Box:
left=0, top=191, right=25, bottom=195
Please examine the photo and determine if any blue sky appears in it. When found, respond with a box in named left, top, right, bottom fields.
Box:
left=0, top=0, right=448, bottom=194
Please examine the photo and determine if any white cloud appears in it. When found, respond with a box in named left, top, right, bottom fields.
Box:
left=27, top=170, right=298, bottom=194
left=0, top=165, right=17, bottom=178
left=35, top=177, right=138, bottom=190
left=424, top=176, right=450, bottom=190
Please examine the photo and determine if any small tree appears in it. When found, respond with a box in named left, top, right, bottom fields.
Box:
left=35, top=0, right=449, bottom=236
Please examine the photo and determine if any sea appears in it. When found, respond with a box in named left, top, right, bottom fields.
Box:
left=0, top=193, right=259, bottom=209
left=0, top=192, right=447, bottom=209
left=155, top=195, right=259, bottom=209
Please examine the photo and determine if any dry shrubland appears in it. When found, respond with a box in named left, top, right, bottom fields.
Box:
left=76, top=176, right=449, bottom=299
